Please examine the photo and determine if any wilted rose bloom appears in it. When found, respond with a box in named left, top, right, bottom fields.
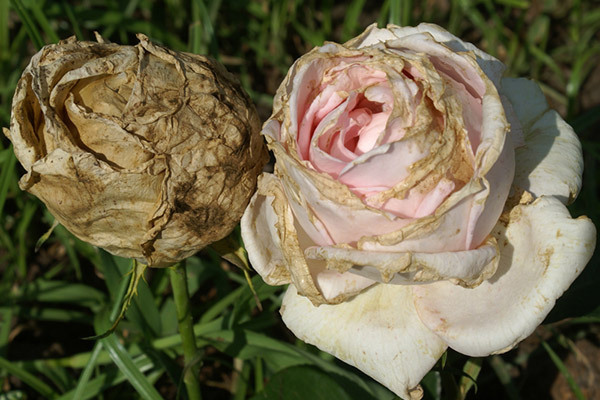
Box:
left=5, top=34, right=267, bottom=267
left=241, top=23, right=596, bottom=399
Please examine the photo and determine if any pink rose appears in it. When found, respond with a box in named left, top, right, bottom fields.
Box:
left=241, top=23, right=596, bottom=399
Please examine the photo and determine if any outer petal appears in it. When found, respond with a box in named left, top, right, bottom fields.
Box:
left=305, top=235, right=498, bottom=287
left=240, top=176, right=291, bottom=286
left=501, top=78, right=583, bottom=204
left=412, top=196, right=596, bottom=356
left=281, top=284, right=448, bottom=400
left=347, top=23, right=505, bottom=85
left=387, top=24, right=505, bottom=85
left=241, top=173, right=374, bottom=304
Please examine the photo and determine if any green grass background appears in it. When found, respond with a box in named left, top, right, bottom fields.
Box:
left=0, top=0, right=599, bottom=399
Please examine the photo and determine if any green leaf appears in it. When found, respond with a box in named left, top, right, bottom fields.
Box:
left=9, top=0, right=44, bottom=49
left=421, top=370, right=441, bottom=400
left=29, top=0, right=59, bottom=43
left=488, top=356, right=520, bottom=400
left=86, top=260, right=148, bottom=340
left=251, top=366, right=352, bottom=400
left=101, top=334, right=163, bottom=400
left=57, top=354, right=156, bottom=400
left=0, top=356, right=58, bottom=399
left=541, top=341, right=585, bottom=400
left=16, top=280, right=105, bottom=308
left=458, top=357, right=482, bottom=398
left=0, top=148, right=17, bottom=222
left=341, top=0, right=366, bottom=41
left=0, top=307, right=13, bottom=358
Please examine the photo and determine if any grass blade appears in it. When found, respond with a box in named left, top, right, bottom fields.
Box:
left=459, top=357, right=482, bottom=398
left=72, top=269, right=130, bottom=400
left=60, top=0, right=83, bottom=40
left=0, top=147, right=17, bottom=222
left=101, top=335, right=163, bottom=400
left=341, top=0, right=366, bottom=41
left=0, top=356, right=58, bottom=399
left=541, top=341, right=585, bottom=400
left=29, top=0, right=59, bottom=43
left=9, top=0, right=45, bottom=49
left=488, top=356, right=520, bottom=400
left=0, top=0, right=9, bottom=60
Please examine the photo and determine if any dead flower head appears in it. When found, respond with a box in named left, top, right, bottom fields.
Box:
left=5, top=34, right=267, bottom=266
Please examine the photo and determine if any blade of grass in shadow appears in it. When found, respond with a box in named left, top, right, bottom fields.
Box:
left=101, top=330, right=163, bottom=400
left=57, top=355, right=156, bottom=400
left=0, top=0, right=8, bottom=60
left=0, top=307, right=13, bottom=358
left=16, top=200, right=37, bottom=277
left=191, top=0, right=218, bottom=57
left=9, top=0, right=44, bottom=49
left=0, top=148, right=16, bottom=222
left=0, top=356, right=58, bottom=399
left=566, top=44, right=600, bottom=118
left=14, top=306, right=90, bottom=323
left=71, top=267, right=129, bottom=400
left=101, top=0, right=140, bottom=41
left=488, top=356, right=520, bottom=400
left=401, top=0, right=413, bottom=26
left=60, top=0, right=83, bottom=40
left=541, top=341, right=585, bottom=400
left=341, top=0, right=366, bottom=41
left=388, top=0, right=401, bottom=25
left=29, top=0, right=59, bottom=43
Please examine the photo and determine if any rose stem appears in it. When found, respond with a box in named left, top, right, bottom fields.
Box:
left=169, top=261, right=203, bottom=400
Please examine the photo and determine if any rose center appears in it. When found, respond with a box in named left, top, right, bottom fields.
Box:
left=338, top=94, right=385, bottom=155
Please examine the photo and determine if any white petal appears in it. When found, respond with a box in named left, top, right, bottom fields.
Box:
left=281, top=284, right=447, bottom=400
left=344, top=23, right=398, bottom=48
left=412, top=196, right=596, bottom=356
left=240, top=175, right=291, bottom=286
left=305, top=235, right=498, bottom=287
left=502, top=78, right=583, bottom=204
left=380, top=24, right=504, bottom=85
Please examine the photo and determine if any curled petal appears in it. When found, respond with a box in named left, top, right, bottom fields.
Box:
left=412, top=196, right=596, bottom=356
left=26, top=148, right=162, bottom=258
left=271, top=141, right=412, bottom=244
left=281, top=284, right=448, bottom=400
left=241, top=173, right=324, bottom=303
left=305, top=235, right=498, bottom=287
left=240, top=176, right=291, bottom=287
left=242, top=173, right=374, bottom=304
left=502, top=78, right=583, bottom=204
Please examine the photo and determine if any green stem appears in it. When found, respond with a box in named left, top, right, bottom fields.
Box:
left=169, top=261, right=202, bottom=400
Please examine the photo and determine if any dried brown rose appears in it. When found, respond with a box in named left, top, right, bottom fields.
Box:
left=4, top=34, right=267, bottom=266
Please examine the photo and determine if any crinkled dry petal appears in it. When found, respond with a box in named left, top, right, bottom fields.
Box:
left=242, top=173, right=374, bottom=304
left=281, top=284, right=448, bottom=400
left=412, top=196, right=596, bottom=356
left=501, top=78, right=583, bottom=204
left=240, top=175, right=291, bottom=286
left=6, top=35, right=267, bottom=266
left=27, top=148, right=162, bottom=257
left=305, top=235, right=498, bottom=287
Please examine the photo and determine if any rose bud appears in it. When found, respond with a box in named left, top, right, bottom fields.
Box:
left=5, top=34, right=267, bottom=267
left=241, top=23, right=596, bottom=399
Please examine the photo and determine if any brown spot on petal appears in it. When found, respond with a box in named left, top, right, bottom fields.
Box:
left=537, top=247, right=554, bottom=271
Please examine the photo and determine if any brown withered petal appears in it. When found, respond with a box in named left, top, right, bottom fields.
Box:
left=4, top=34, right=267, bottom=266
